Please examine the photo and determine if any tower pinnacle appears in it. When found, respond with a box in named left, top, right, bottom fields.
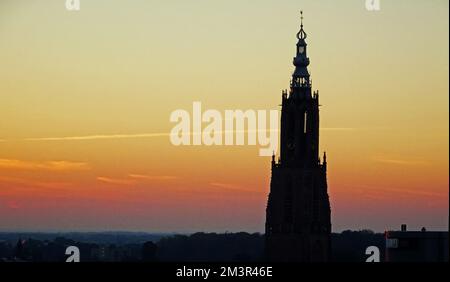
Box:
left=292, top=11, right=310, bottom=89
left=296, top=11, right=307, bottom=40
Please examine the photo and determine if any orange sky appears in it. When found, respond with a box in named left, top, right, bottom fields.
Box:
left=0, top=0, right=448, bottom=232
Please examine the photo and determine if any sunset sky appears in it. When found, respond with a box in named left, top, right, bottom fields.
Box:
left=0, top=0, right=448, bottom=233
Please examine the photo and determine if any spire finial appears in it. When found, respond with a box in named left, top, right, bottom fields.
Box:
left=300, top=10, right=303, bottom=28
left=296, top=11, right=307, bottom=40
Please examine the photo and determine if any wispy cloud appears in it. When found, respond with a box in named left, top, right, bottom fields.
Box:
left=96, top=177, right=136, bottom=185
left=128, top=174, right=177, bottom=180
left=0, top=175, right=73, bottom=190
left=10, top=128, right=357, bottom=142
left=384, top=188, right=445, bottom=198
left=24, top=133, right=170, bottom=141
left=350, top=184, right=446, bottom=199
left=97, top=174, right=177, bottom=186
left=0, top=159, right=90, bottom=171
left=209, top=182, right=261, bottom=193
left=373, top=157, right=430, bottom=166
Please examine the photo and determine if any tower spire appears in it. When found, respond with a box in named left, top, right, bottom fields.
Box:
left=292, top=10, right=310, bottom=89
left=297, top=10, right=307, bottom=40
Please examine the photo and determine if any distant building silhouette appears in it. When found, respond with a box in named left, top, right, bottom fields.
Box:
left=385, top=225, right=449, bottom=262
left=265, top=12, right=331, bottom=262
left=14, top=238, right=25, bottom=260
left=142, top=241, right=157, bottom=262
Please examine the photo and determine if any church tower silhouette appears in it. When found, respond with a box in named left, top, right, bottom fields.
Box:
left=265, top=12, right=331, bottom=262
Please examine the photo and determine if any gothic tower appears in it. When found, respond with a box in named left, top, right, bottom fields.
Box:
left=265, top=12, right=331, bottom=262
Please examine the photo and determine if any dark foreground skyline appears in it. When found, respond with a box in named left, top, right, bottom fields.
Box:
left=0, top=230, right=384, bottom=262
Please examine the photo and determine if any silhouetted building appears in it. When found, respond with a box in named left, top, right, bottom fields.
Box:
left=14, top=238, right=25, bottom=261
left=385, top=225, right=449, bottom=262
left=142, top=241, right=157, bottom=262
left=265, top=12, right=331, bottom=262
